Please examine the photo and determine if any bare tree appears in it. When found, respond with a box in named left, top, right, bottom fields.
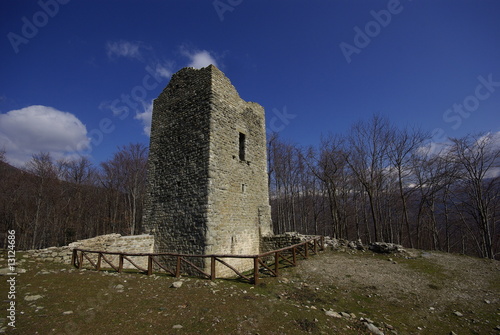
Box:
left=345, top=115, right=392, bottom=242
left=59, top=156, right=95, bottom=185
left=303, top=146, right=326, bottom=235
left=57, top=156, right=99, bottom=242
left=411, top=146, right=459, bottom=250
left=387, top=127, right=429, bottom=247
left=449, top=133, right=500, bottom=259
left=101, top=143, right=148, bottom=235
left=0, top=147, right=5, bottom=162
left=307, top=135, right=349, bottom=239
left=24, top=152, right=59, bottom=249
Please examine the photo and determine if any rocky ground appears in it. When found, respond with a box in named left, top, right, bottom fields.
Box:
left=0, top=247, right=499, bottom=334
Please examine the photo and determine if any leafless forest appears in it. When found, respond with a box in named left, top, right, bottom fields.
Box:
left=1, top=116, right=499, bottom=259
left=0, top=143, right=148, bottom=250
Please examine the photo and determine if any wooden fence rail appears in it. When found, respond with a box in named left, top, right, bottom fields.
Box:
left=72, top=236, right=324, bottom=284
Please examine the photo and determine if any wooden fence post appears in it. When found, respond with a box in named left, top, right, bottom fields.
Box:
left=210, top=256, right=216, bottom=280
left=253, top=257, right=259, bottom=285
left=118, top=254, right=123, bottom=273
left=147, top=256, right=153, bottom=276
left=175, top=257, right=181, bottom=277
left=78, top=251, right=83, bottom=269
left=97, top=253, right=101, bottom=271
left=274, top=252, right=280, bottom=276
left=72, top=249, right=77, bottom=267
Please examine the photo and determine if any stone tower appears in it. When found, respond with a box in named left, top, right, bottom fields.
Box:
left=143, top=65, right=273, bottom=276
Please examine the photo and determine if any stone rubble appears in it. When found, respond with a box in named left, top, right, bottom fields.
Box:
left=171, top=281, right=183, bottom=289
left=324, top=310, right=342, bottom=318
left=323, top=309, right=390, bottom=334
left=274, top=232, right=406, bottom=255
left=368, top=242, right=405, bottom=254
left=24, top=295, right=43, bottom=302
left=364, top=321, right=385, bottom=335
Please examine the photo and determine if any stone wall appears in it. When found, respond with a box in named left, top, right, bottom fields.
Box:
left=27, top=234, right=154, bottom=270
left=261, top=232, right=308, bottom=253
left=26, top=246, right=73, bottom=265
left=143, top=67, right=212, bottom=263
left=143, top=65, right=273, bottom=277
left=206, top=65, right=273, bottom=276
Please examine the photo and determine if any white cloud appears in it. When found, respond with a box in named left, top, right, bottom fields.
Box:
left=0, top=105, right=89, bottom=166
left=181, top=48, right=218, bottom=69
left=106, top=40, right=144, bottom=60
left=135, top=100, right=153, bottom=136
left=417, top=140, right=450, bottom=158
left=478, top=131, right=500, bottom=149
left=418, top=131, right=500, bottom=179
left=153, top=61, right=173, bottom=79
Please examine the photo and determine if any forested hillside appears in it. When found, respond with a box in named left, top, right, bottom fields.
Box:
left=0, top=143, right=147, bottom=250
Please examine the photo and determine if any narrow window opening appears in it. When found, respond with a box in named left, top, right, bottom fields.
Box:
left=239, top=132, right=246, bottom=161
left=241, top=184, right=246, bottom=193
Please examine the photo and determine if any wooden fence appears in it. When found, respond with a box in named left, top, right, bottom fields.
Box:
left=72, top=236, right=324, bottom=284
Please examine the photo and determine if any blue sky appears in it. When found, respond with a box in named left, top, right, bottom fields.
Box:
left=1, top=0, right=499, bottom=166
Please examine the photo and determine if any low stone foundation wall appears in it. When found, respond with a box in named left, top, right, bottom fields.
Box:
left=261, top=232, right=310, bottom=253
left=27, top=234, right=155, bottom=269
left=262, top=233, right=405, bottom=255
left=26, top=246, right=73, bottom=265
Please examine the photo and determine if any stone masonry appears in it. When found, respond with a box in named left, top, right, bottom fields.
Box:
left=26, top=234, right=154, bottom=269
left=143, top=65, right=273, bottom=277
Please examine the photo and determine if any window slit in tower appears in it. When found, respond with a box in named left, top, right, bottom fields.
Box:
left=239, top=132, right=246, bottom=161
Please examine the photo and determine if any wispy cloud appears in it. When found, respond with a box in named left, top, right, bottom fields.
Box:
left=135, top=99, right=153, bottom=136
left=181, top=47, right=218, bottom=69
left=106, top=40, right=145, bottom=60
left=417, top=131, right=500, bottom=178
left=153, top=61, right=173, bottom=79
left=0, top=105, right=89, bottom=166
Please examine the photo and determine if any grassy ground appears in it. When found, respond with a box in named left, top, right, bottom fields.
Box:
left=0, top=248, right=499, bottom=334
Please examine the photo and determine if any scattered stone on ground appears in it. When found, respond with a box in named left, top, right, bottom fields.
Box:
left=171, top=281, right=183, bottom=288
left=324, top=310, right=342, bottom=318
left=368, top=242, right=404, bottom=254
left=364, top=322, right=384, bottom=335
left=24, top=295, right=43, bottom=302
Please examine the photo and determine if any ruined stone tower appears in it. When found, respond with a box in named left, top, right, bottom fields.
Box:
left=143, top=65, right=273, bottom=276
